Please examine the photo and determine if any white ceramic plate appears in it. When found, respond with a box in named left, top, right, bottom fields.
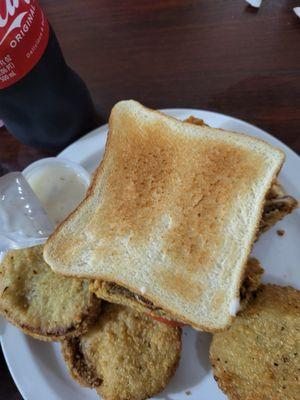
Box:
left=1, top=109, right=299, bottom=400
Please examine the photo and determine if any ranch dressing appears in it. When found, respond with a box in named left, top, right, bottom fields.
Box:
left=26, top=163, right=88, bottom=226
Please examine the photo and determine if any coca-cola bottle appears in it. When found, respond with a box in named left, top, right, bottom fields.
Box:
left=0, top=0, right=97, bottom=149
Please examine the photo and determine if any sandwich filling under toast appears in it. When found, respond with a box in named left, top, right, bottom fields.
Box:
left=258, top=180, right=297, bottom=234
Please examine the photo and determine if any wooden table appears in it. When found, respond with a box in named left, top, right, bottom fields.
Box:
left=1, top=0, right=299, bottom=398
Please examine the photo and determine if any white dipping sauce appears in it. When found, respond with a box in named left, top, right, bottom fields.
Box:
left=27, top=163, right=88, bottom=226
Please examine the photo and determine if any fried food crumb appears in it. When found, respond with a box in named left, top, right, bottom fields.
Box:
left=184, top=116, right=205, bottom=126
left=185, top=390, right=192, bottom=395
left=277, top=229, right=285, bottom=236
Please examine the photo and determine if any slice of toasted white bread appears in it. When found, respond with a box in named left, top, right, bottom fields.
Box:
left=44, top=100, right=285, bottom=332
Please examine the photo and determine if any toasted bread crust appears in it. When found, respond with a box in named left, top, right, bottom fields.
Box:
left=44, top=100, right=285, bottom=332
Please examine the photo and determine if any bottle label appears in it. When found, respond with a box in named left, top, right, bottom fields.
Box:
left=0, top=0, right=49, bottom=89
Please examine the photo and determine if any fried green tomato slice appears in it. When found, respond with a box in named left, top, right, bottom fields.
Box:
left=61, top=303, right=181, bottom=400
left=210, top=284, right=300, bottom=400
left=0, top=245, right=101, bottom=341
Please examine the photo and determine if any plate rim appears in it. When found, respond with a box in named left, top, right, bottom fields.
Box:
left=1, top=107, right=299, bottom=400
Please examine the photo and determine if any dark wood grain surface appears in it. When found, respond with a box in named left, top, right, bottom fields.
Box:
left=1, top=0, right=299, bottom=398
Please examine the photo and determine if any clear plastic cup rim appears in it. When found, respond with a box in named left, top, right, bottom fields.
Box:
left=22, top=157, right=91, bottom=188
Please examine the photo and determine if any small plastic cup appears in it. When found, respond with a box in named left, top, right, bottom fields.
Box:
left=23, top=157, right=91, bottom=226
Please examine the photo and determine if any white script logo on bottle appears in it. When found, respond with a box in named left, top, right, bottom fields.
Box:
left=0, top=0, right=49, bottom=89
left=0, top=0, right=31, bottom=46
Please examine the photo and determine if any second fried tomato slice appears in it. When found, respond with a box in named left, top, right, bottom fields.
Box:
left=61, top=303, right=181, bottom=400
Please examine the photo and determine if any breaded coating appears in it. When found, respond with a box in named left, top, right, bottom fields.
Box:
left=210, top=284, right=300, bottom=400
left=62, top=303, right=181, bottom=400
left=0, top=245, right=101, bottom=341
